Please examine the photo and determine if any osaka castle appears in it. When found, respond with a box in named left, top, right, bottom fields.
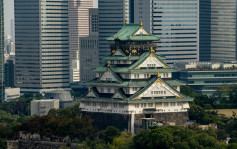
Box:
left=79, top=21, right=193, bottom=133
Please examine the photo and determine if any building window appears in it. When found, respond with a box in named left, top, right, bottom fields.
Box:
left=148, top=103, right=153, bottom=107
left=101, top=103, right=108, bottom=107
left=135, top=74, right=139, bottom=78
left=177, top=102, right=182, bottom=106
left=119, top=104, right=124, bottom=108
left=86, top=102, right=91, bottom=106
left=133, top=87, right=138, bottom=91
left=135, top=103, right=139, bottom=108
left=164, top=103, right=169, bottom=107
left=92, top=102, right=96, bottom=106
left=113, top=103, right=117, bottom=108
left=170, top=102, right=176, bottom=106
left=106, top=78, right=112, bottom=81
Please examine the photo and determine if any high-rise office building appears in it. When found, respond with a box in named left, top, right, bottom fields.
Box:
left=10, top=19, right=15, bottom=39
left=134, top=0, right=199, bottom=64
left=80, top=8, right=99, bottom=81
left=14, top=0, right=70, bottom=93
left=98, top=0, right=134, bottom=63
left=0, top=0, right=4, bottom=101
left=68, top=0, right=94, bottom=66
left=199, top=0, right=237, bottom=61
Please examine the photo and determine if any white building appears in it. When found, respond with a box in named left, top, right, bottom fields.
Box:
left=31, top=99, right=59, bottom=116
left=5, top=87, right=20, bottom=102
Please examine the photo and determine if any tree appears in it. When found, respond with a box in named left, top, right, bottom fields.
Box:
left=109, top=132, right=133, bottom=149
left=180, top=85, right=195, bottom=97
left=0, top=139, right=7, bottom=149
left=102, top=126, right=120, bottom=144
left=188, top=105, right=206, bottom=123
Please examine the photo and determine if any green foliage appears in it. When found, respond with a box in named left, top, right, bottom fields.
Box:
left=0, top=139, right=7, bottom=149
left=102, top=126, right=121, bottom=144
left=109, top=132, right=133, bottom=149
left=18, top=104, right=95, bottom=142
left=180, top=85, right=195, bottom=97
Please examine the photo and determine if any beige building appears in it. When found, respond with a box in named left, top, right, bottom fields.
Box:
left=5, top=87, right=20, bottom=102
left=31, top=99, right=59, bottom=116
left=68, top=0, right=94, bottom=67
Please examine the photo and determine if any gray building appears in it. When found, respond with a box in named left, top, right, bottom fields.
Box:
left=98, top=0, right=134, bottom=63
left=0, top=0, right=4, bottom=101
left=14, top=0, right=70, bottom=94
left=80, top=8, right=99, bottom=81
left=4, top=60, right=14, bottom=88
left=199, top=0, right=237, bottom=61
left=134, top=0, right=199, bottom=64
left=175, top=61, right=237, bottom=95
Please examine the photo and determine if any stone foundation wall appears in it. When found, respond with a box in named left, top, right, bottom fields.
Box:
left=82, top=112, right=130, bottom=131
left=83, top=111, right=189, bottom=132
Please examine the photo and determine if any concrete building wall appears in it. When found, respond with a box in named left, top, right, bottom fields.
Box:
left=5, top=88, right=20, bottom=101
left=31, top=99, right=59, bottom=116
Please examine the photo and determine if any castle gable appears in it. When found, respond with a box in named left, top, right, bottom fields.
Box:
left=138, top=53, right=166, bottom=68
left=134, top=27, right=149, bottom=36
left=112, top=49, right=126, bottom=56
left=99, top=68, right=122, bottom=83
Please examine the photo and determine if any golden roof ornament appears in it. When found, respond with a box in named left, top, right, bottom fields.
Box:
left=157, top=71, right=161, bottom=78
left=125, top=19, right=127, bottom=24
left=150, top=46, right=155, bottom=53
left=107, top=62, right=110, bottom=67
left=140, top=19, right=143, bottom=26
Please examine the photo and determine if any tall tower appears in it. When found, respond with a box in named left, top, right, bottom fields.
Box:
left=0, top=0, right=4, bottom=101
left=80, top=8, right=99, bottom=82
left=200, top=0, right=237, bottom=61
left=98, top=0, right=134, bottom=63
left=14, top=0, right=70, bottom=93
left=68, top=0, right=94, bottom=67
left=134, top=0, right=199, bottom=64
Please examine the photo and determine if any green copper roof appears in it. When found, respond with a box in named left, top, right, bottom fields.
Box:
left=106, top=23, right=160, bottom=41
left=85, top=79, right=149, bottom=87
left=77, top=97, right=193, bottom=103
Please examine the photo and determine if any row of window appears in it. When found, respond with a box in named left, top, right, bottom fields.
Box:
left=151, top=91, right=167, bottom=94
left=85, top=102, right=124, bottom=108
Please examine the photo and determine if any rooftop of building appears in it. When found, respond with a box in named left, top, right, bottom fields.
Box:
left=106, top=20, right=160, bottom=41
left=174, top=61, right=237, bottom=71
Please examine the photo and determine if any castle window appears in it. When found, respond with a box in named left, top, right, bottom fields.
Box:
left=108, top=88, right=111, bottom=93
left=125, top=74, right=129, bottom=78
left=171, top=102, right=176, bottom=106
left=106, top=78, right=112, bottom=81
left=92, top=102, right=96, bottom=106
left=125, top=89, right=129, bottom=94
left=148, top=103, right=153, bottom=107
left=135, top=104, right=139, bottom=108
left=144, top=103, right=146, bottom=108
left=135, top=74, right=139, bottom=78
left=113, top=103, right=117, bottom=108
left=164, top=91, right=166, bottom=94
left=177, top=102, right=182, bottom=106
left=133, top=87, right=138, bottom=91
left=117, top=60, right=120, bottom=64
left=86, top=102, right=91, bottom=106
left=123, top=60, right=126, bottom=64
left=164, top=103, right=169, bottom=107
left=119, top=104, right=124, bottom=108
left=101, top=88, right=104, bottom=93
left=101, top=103, right=108, bottom=107
left=111, top=60, right=114, bottom=64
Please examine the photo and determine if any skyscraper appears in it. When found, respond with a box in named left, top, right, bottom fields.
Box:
left=80, top=8, right=99, bottom=81
left=68, top=0, right=94, bottom=66
left=0, top=0, right=4, bottom=101
left=98, top=0, right=134, bottom=63
left=199, top=0, right=237, bottom=61
left=134, top=0, right=199, bottom=64
left=14, top=0, right=70, bottom=93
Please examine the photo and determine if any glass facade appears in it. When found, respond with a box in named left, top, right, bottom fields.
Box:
left=15, top=0, right=70, bottom=92
left=98, top=0, right=134, bottom=63
left=200, top=0, right=237, bottom=61
left=134, top=0, right=199, bottom=64
left=0, top=0, right=3, bottom=101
